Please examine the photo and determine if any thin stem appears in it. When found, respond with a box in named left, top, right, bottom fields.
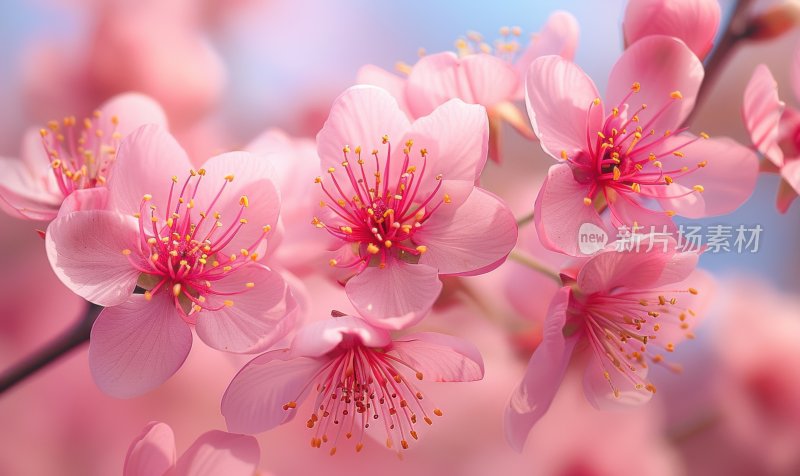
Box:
left=682, top=0, right=755, bottom=126
left=508, top=249, right=562, bottom=285
left=515, top=211, right=535, bottom=227
left=0, top=302, right=102, bottom=396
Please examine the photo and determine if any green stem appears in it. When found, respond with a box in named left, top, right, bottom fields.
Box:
left=508, top=249, right=562, bottom=285
left=515, top=211, right=535, bottom=227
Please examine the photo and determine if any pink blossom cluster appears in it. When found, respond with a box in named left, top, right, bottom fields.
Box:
left=2, top=0, right=800, bottom=474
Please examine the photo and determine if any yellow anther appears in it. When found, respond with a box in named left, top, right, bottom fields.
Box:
left=171, top=176, right=178, bottom=183
left=688, top=287, right=699, bottom=295
left=664, top=175, right=673, bottom=185
left=343, top=145, right=350, bottom=153
left=239, top=196, right=249, bottom=207
left=197, top=168, right=206, bottom=176
left=367, top=243, right=380, bottom=254
left=583, top=197, right=592, bottom=206
left=631, top=183, right=641, bottom=193
left=699, top=132, right=710, bottom=139
left=416, top=245, right=427, bottom=254
left=189, top=169, right=197, bottom=176
left=593, top=97, right=601, bottom=106
left=670, top=90, right=683, bottom=100
left=653, top=161, right=662, bottom=168
left=384, top=240, right=393, bottom=248
left=225, top=174, right=235, bottom=182
left=631, top=82, right=641, bottom=92
left=673, top=151, right=685, bottom=158
left=121, top=249, right=131, bottom=256
left=692, top=185, right=704, bottom=193
left=327, top=167, right=335, bottom=174
left=612, top=166, right=621, bottom=181
left=329, top=259, right=338, bottom=267
left=144, top=291, right=153, bottom=301
left=560, top=150, right=568, bottom=160
left=443, top=194, right=452, bottom=204
left=697, top=161, right=707, bottom=168
left=172, top=283, right=182, bottom=297
left=382, top=134, right=389, bottom=144
left=224, top=300, right=234, bottom=307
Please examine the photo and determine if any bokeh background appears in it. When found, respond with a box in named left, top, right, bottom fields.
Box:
left=1, top=0, right=799, bottom=475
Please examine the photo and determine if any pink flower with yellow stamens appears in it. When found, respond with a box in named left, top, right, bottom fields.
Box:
left=527, top=35, right=758, bottom=256
left=314, top=86, right=517, bottom=329
left=46, top=125, right=298, bottom=398
left=0, top=93, right=167, bottom=221
left=504, top=239, right=713, bottom=451
left=357, top=11, right=579, bottom=162
left=221, top=313, right=484, bottom=455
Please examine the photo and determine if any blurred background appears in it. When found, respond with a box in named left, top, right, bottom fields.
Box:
left=1, top=0, right=799, bottom=475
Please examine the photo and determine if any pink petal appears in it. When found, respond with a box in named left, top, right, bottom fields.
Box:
left=605, top=187, right=679, bottom=235
left=404, top=98, right=489, bottom=182
left=291, top=315, right=391, bottom=358
left=525, top=55, right=602, bottom=160
left=623, top=0, right=721, bottom=59
left=390, top=332, right=484, bottom=382
left=504, top=287, right=578, bottom=452
left=99, top=92, right=169, bottom=137
left=405, top=52, right=519, bottom=117
left=743, top=64, right=785, bottom=166
left=89, top=293, right=192, bottom=398
left=416, top=187, right=517, bottom=275
left=107, top=125, right=192, bottom=215
left=514, top=11, right=580, bottom=97
left=670, top=136, right=758, bottom=217
left=777, top=175, right=799, bottom=213
left=316, top=85, right=411, bottom=176
left=58, top=187, right=109, bottom=216
left=195, top=264, right=297, bottom=354
left=193, top=151, right=281, bottom=257
left=534, top=163, right=608, bottom=256
left=345, top=261, right=442, bottom=330
left=0, top=156, right=61, bottom=221
left=221, top=349, right=325, bottom=434
left=170, top=431, right=259, bottom=476
left=124, top=422, right=176, bottom=476
left=793, top=39, right=800, bottom=103
left=577, top=242, right=697, bottom=295
left=582, top=353, right=653, bottom=410
left=45, top=210, right=140, bottom=307
left=607, top=35, right=703, bottom=132
left=356, top=64, right=410, bottom=115
left=780, top=160, right=800, bottom=212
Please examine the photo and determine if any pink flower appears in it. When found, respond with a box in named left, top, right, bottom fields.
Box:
left=245, top=128, right=336, bottom=275
left=504, top=241, right=712, bottom=451
left=357, top=11, right=578, bottom=162
left=713, top=279, right=800, bottom=473
left=314, top=86, right=517, bottom=328
left=0, top=93, right=167, bottom=222
left=221, top=314, right=484, bottom=454
left=46, top=125, right=297, bottom=398
left=623, top=0, right=721, bottom=60
left=527, top=35, right=758, bottom=256
left=743, top=62, right=800, bottom=212
left=124, top=422, right=260, bottom=476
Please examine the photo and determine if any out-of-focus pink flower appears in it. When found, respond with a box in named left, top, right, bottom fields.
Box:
left=0, top=93, right=167, bottom=222
left=357, top=11, right=579, bottom=162
left=245, top=129, right=335, bottom=275
left=505, top=240, right=712, bottom=451
left=527, top=36, right=758, bottom=256
left=124, top=421, right=260, bottom=476
left=713, top=279, right=800, bottom=473
left=623, top=0, right=721, bottom=60
left=743, top=62, right=800, bottom=212
left=314, top=86, right=517, bottom=328
left=221, top=314, right=484, bottom=454
left=45, top=125, right=297, bottom=398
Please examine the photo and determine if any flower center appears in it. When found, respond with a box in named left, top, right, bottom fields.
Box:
left=282, top=343, right=442, bottom=454
left=574, top=285, right=701, bottom=398
left=39, top=112, right=121, bottom=197
left=313, top=137, right=449, bottom=271
left=562, top=83, right=711, bottom=212
left=121, top=169, right=271, bottom=322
